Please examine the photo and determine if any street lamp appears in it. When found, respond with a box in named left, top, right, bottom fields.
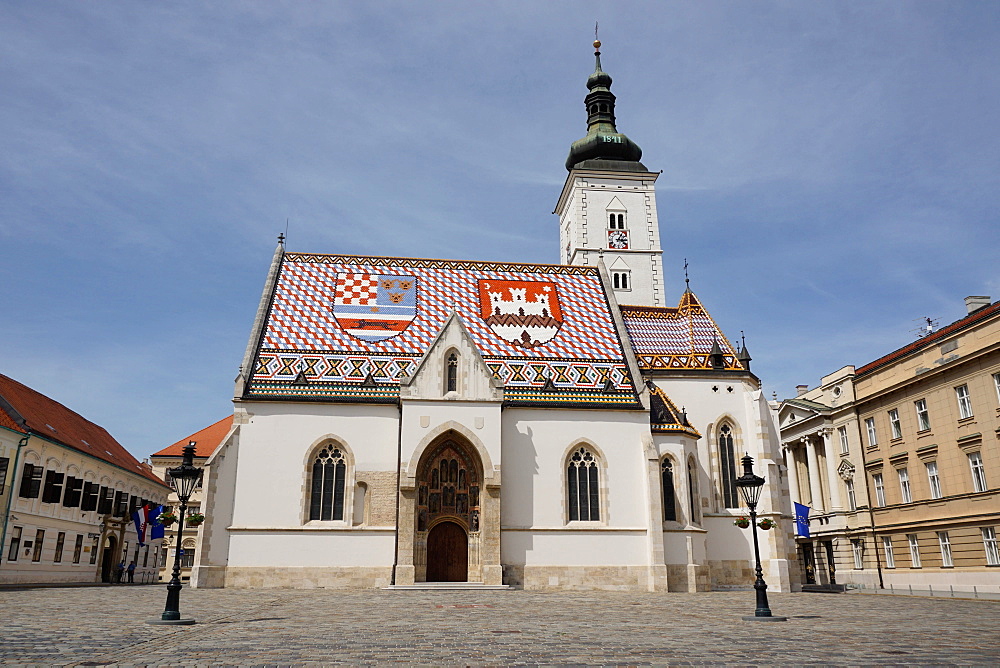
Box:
left=734, top=454, right=787, bottom=622
left=148, top=441, right=203, bottom=625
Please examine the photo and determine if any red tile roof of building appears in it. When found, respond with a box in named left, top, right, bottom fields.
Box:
left=0, top=373, right=169, bottom=489
left=856, top=300, right=1000, bottom=377
left=151, top=415, right=233, bottom=459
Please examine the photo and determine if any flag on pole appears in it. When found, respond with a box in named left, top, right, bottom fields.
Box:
left=149, top=505, right=166, bottom=541
left=794, top=502, right=811, bottom=537
left=132, top=505, right=149, bottom=546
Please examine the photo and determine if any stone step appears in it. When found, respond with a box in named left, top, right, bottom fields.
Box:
left=384, top=582, right=512, bottom=591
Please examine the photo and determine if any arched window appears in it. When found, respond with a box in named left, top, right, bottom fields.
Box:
left=661, top=458, right=677, bottom=521
left=719, top=424, right=739, bottom=508
left=309, top=445, right=347, bottom=521
left=446, top=353, right=458, bottom=393
left=687, top=458, right=700, bottom=524
left=567, top=446, right=600, bottom=521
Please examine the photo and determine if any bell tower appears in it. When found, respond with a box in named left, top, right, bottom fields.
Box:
left=555, top=40, right=666, bottom=308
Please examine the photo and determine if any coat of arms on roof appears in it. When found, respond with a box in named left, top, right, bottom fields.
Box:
left=477, top=279, right=563, bottom=349
left=332, top=273, right=417, bottom=342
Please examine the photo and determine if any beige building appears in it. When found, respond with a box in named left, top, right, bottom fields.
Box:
left=149, top=415, right=231, bottom=583
left=778, top=366, right=878, bottom=589
left=0, top=373, right=170, bottom=584
left=781, top=296, right=1000, bottom=594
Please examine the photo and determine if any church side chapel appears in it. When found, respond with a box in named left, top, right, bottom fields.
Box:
left=191, top=42, right=795, bottom=592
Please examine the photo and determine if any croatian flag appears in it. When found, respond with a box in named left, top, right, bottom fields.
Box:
left=132, top=505, right=150, bottom=546
left=149, top=505, right=166, bottom=541
left=794, top=502, right=811, bottom=537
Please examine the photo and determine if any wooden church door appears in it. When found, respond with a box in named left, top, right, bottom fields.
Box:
left=426, top=521, right=468, bottom=582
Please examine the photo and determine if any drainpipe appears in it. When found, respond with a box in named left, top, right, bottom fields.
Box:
left=0, top=433, right=30, bottom=564
left=390, top=402, right=404, bottom=585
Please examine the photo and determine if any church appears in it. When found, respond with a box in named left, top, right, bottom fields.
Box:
left=191, top=43, right=796, bottom=592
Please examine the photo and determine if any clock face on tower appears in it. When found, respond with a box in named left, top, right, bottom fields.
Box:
left=607, top=230, right=629, bottom=249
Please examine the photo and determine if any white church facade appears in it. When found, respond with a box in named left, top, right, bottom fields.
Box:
left=191, top=45, right=797, bottom=592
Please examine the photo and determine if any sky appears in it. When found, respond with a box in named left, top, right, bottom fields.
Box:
left=1, top=1, right=998, bottom=462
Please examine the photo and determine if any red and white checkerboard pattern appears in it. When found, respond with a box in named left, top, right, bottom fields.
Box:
left=334, top=273, right=377, bottom=305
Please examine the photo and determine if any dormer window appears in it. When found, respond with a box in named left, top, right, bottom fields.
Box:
left=446, top=353, right=458, bottom=393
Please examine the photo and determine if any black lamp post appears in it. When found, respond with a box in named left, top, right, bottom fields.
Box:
left=734, top=454, right=787, bottom=622
left=148, top=441, right=202, bottom=626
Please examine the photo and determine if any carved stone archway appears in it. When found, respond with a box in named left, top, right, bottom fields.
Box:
left=414, top=436, right=482, bottom=583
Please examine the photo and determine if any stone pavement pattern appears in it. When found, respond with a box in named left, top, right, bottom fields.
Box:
left=2, top=586, right=999, bottom=666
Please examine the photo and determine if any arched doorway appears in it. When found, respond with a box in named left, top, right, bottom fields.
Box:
left=415, top=436, right=481, bottom=582
left=426, top=521, right=468, bottom=582
left=100, top=535, right=117, bottom=583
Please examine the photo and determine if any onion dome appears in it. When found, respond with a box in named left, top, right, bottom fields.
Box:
left=565, top=40, right=645, bottom=171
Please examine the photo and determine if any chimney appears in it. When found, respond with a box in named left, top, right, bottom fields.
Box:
left=965, top=296, right=991, bottom=314
left=796, top=384, right=809, bottom=397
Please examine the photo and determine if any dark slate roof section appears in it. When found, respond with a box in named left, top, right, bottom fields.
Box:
left=783, top=398, right=832, bottom=413
left=0, top=373, right=169, bottom=489
left=647, top=382, right=701, bottom=438
left=856, top=300, right=1000, bottom=377
left=245, top=253, right=641, bottom=408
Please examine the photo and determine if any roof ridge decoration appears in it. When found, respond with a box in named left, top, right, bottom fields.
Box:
left=619, top=292, right=746, bottom=372
left=856, top=300, right=1000, bottom=377
left=284, top=253, right=600, bottom=275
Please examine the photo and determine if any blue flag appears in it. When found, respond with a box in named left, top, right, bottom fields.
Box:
left=794, top=502, right=811, bottom=537
left=149, top=505, right=166, bottom=541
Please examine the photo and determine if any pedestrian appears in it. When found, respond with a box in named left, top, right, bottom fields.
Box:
left=116, top=560, right=125, bottom=583
left=126, top=561, right=136, bottom=583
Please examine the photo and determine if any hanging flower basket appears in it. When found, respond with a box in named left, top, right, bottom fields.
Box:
left=734, top=516, right=750, bottom=529
left=185, top=513, right=205, bottom=527
left=158, top=511, right=177, bottom=526
left=758, top=518, right=776, bottom=531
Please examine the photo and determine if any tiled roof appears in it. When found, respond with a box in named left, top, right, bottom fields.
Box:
left=856, top=300, right=1000, bottom=377
left=0, top=373, right=169, bottom=489
left=648, top=383, right=701, bottom=438
left=151, top=415, right=233, bottom=459
left=619, top=292, right=744, bottom=371
left=247, top=253, right=640, bottom=407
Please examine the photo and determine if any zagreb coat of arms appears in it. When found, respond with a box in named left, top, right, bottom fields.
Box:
left=477, top=279, right=563, bottom=348
left=333, top=273, right=417, bottom=342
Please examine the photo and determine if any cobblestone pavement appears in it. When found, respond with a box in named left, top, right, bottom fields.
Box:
left=2, top=585, right=999, bottom=666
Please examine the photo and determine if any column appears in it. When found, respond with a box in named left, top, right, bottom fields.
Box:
left=784, top=446, right=801, bottom=506
left=803, top=436, right=825, bottom=513
left=821, top=429, right=844, bottom=511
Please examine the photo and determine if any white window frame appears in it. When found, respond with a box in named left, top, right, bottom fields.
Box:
left=993, top=372, right=1000, bottom=404
left=865, top=417, right=878, bottom=446
left=882, top=536, right=895, bottom=568
left=915, top=398, right=930, bottom=431
left=873, top=473, right=886, bottom=507
left=955, top=384, right=974, bottom=419
left=969, top=451, right=988, bottom=493
left=852, top=539, right=864, bottom=569
left=607, top=211, right=626, bottom=230
left=888, top=409, right=902, bottom=439
left=983, top=527, right=1000, bottom=566
left=898, top=468, right=912, bottom=503
left=611, top=271, right=631, bottom=291
left=907, top=534, right=922, bottom=568
left=845, top=478, right=857, bottom=511
left=838, top=426, right=849, bottom=454
left=926, top=461, right=942, bottom=499
left=937, top=531, right=953, bottom=567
